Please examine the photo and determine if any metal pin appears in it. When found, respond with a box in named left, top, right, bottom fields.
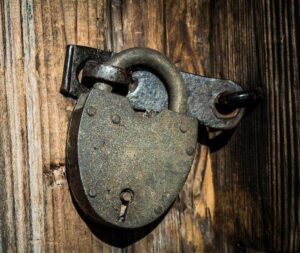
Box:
left=216, top=89, right=262, bottom=113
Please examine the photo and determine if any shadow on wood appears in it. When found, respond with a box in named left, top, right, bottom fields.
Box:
left=71, top=191, right=169, bottom=248
left=199, top=103, right=262, bottom=153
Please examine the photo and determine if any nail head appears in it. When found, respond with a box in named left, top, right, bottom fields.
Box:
left=186, top=146, right=195, bottom=156
left=112, top=114, right=121, bottom=124
left=87, top=106, right=97, bottom=116
left=88, top=189, right=97, bottom=198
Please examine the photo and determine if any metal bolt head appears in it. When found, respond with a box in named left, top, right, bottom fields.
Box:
left=186, top=146, right=195, bottom=156
left=88, top=189, right=97, bottom=198
left=111, top=114, right=121, bottom=124
left=87, top=106, right=97, bottom=116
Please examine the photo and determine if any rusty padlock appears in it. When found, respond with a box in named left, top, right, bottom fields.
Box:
left=66, top=48, right=198, bottom=228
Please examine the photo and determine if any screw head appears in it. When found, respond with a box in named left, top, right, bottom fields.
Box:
left=179, top=125, right=187, bottom=133
left=87, top=106, right=97, bottom=116
left=186, top=146, right=195, bottom=156
left=88, top=189, right=97, bottom=198
left=111, top=114, right=121, bottom=124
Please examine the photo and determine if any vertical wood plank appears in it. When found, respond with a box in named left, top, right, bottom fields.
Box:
left=21, top=0, right=45, bottom=251
left=1, top=1, right=30, bottom=252
left=0, top=0, right=298, bottom=252
left=163, top=1, right=215, bottom=252
left=0, top=0, right=109, bottom=252
left=106, top=1, right=214, bottom=252
left=207, top=0, right=299, bottom=252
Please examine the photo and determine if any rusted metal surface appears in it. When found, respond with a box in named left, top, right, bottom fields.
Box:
left=66, top=47, right=198, bottom=229
left=83, top=66, right=245, bottom=129
left=61, top=45, right=247, bottom=130
left=126, top=70, right=245, bottom=129
left=60, top=45, right=112, bottom=98
left=63, top=47, right=260, bottom=229
left=83, top=61, right=132, bottom=85
left=104, top=47, right=188, bottom=114
left=67, top=88, right=198, bottom=228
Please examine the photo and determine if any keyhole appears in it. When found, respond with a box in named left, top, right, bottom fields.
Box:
left=118, top=189, right=134, bottom=222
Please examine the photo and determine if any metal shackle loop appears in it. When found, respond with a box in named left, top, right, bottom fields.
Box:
left=105, top=48, right=187, bottom=114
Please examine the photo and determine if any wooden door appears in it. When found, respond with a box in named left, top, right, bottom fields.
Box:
left=0, top=0, right=298, bottom=252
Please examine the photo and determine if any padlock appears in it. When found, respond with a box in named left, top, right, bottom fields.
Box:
left=66, top=48, right=198, bottom=228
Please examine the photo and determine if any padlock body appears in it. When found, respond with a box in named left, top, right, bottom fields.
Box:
left=67, top=88, right=198, bottom=228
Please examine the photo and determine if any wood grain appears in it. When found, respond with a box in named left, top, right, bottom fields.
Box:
left=0, top=0, right=298, bottom=252
left=0, top=0, right=212, bottom=252
left=0, top=0, right=107, bottom=252
left=207, top=1, right=299, bottom=252
left=104, top=1, right=214, bottom=252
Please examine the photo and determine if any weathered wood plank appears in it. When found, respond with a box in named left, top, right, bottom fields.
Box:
left=0, top=0, right=298, bottom=252
left=0, top=0, right=213, bottom=252
left=163, top=1, right=215, bottom=252
left=0, top=0, right=108, bottom=252
left=208, top=0, right=299, bottom=252
left=105, top=1, right=213, bottom=252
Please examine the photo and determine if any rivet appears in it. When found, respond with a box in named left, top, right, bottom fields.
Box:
left=186, top=146, right=195, bottom=156
left=111, top=114, right=121, bottom=124
left=87, top=106, right=97, bottom=116
left=88, top=189, right=97, bottom=198
left=179, top=125, right=187, bottom=133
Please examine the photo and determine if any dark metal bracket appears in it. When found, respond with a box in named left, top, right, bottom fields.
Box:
left=60, top=45, right=113, bottom=98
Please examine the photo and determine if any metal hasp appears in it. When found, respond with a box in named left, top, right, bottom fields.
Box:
left=66, top=47, right=198, bottom=228
left=61, top=45, right=260, bottom=229
left=61, top=45, right=257, bottom=130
